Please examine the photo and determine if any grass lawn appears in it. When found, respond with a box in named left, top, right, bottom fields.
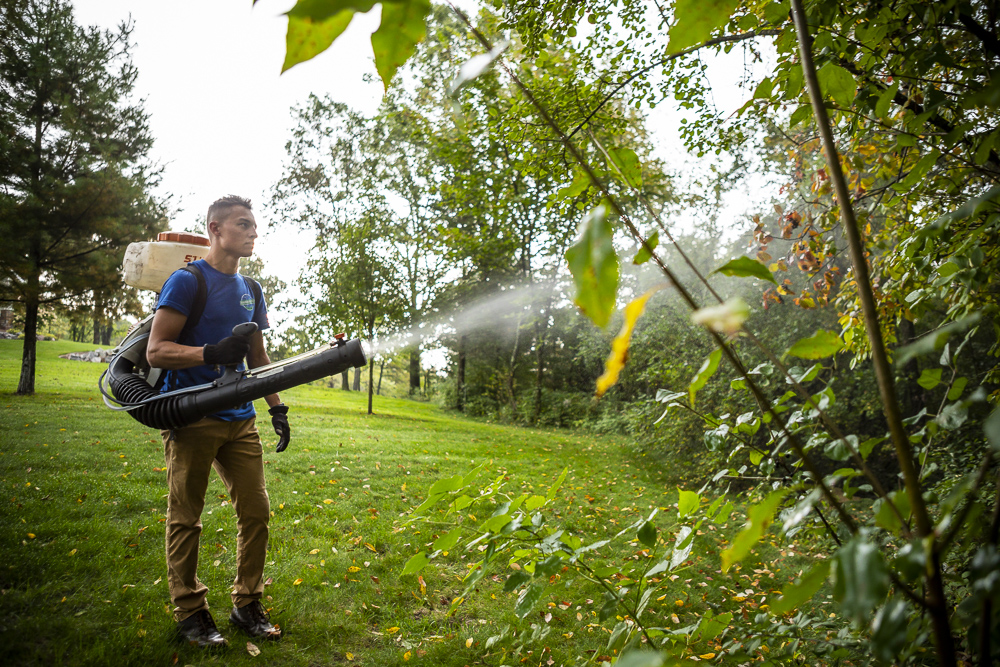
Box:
left=1, top=340, right=819, bottom=666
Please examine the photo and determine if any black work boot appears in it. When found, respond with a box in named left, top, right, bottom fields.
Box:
left=230, top=600, right=282, bottom=640
left=177, top=609, right=228, bottom=647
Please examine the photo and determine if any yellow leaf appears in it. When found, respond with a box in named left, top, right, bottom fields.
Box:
left=27, top=533, right=35, bottom=539
left=346, top=652, right=354, bottom=660
left=365, top=543, right=377, bottom=552
left=309, top=549, right=320, bottom=555
left=670, top=613, right=679, bottom=624
left=348, top=566, right=361, bottom=572
left=293, top=578, right=303, bottom=585
left=699, top=653, right=716, bottom=660
left=387, top=626, right=400, bottom=634
left=401, top=483, right=406, bottom=491
left=324, top=499, right=334, bottom=504
left=404, top=650, right=412, bottom=661
left=595, top=286, right=663, bottom=397
left=465, top=637, right=473, bottom=648
left=69, top=549, right=77, bottom=556
left=247, top=641, right=261, bottom=656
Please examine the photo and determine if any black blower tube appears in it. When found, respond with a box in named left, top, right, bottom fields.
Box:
left=108, top=339, right=367, bottom=430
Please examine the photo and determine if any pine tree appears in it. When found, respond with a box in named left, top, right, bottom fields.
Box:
left=0, top=0, right=166, bottom=394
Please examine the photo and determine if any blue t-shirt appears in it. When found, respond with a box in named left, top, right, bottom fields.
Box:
left=156, top=259, right=269, bottom=421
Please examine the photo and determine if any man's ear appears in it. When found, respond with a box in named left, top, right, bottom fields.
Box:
left=208, top=219, right=220, bottom=240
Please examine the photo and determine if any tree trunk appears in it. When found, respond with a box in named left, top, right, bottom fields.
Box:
left=456, top=334, right=467, bottom=411
left=532, top=323, right=546, bottom=425
left=352, top=367, right=361, bottom=391
left=409, top=347, right=421, bottom=394
left=507, top=314, right=523, bottom=413
left=367, top=358, right=374, bottom=415
left=341, top=370, right=350, bottom=390
left=377, top=359, right=385, bottom=396
left=17, top=297, right=39, bottom=395
left=102, top=322, right=113, bottom=346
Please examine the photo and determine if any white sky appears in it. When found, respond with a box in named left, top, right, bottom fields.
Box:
left=72, top=0, right=775, bottom=311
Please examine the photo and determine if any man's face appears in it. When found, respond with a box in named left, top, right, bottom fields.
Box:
left=211, top=207, right=257, bottom=258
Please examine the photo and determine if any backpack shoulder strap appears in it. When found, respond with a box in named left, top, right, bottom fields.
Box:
left=177, top=264, right=207, bottom=343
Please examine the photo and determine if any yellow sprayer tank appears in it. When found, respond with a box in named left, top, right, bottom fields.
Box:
left=122, top=232, right=210, bottom=293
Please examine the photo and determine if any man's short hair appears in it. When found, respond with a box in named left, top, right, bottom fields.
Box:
left=206, top=195, right=252, bottom=235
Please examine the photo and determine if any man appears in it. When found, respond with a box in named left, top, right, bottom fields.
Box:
left=147, top=195, right=289, bottom=647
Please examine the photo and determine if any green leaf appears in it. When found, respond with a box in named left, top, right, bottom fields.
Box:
left=448, top=40, right=510, bottom=96
left=787, top=330, right=844, bottom=359
left=817, top=63, right=857, bottom=107
left=632, top=231, right=659, bottom=265
left=916, top=368, right=942, bottom=390
left=281, top=10, right=355, bottom=73
left=401, top=551, right=430, bottom=576
left=286, top=0, right=378, bottom=20
left=502, top=570, right=531, bottom=592
left=947, top=377, right=968, bottom=401
left=428, top=473, right=464, bottom=495
left=677, top=489, right=700, bottom=518
left=832, top=532, right=890, bottom=623
left=670, top=526, right=694, bottom=570
left=613, top=651, right=665, bottom=667
left=985, top=407, right=1000, bottom=453
left=608, top=147, right=643, bottom=188
left=698, top=611, right=733, bottom=641
left=875, top=82, right=899, bottom=120
left=689, top=348, right=722, bottom=407
left=873, top=490, right=911, bottom=535
left=753, top=77, right=773, bottom=100
left=936, top=401, right=968, bottom=430
left=637, top=521, right=658, bottom=548
left=515, top=583, right=546, bottom=619
left=789, top=104, right=812, bottom=128
left=666, top=0, right=740, bottom=53
left=524, top=495, right=546, bottom=511
left=547, top=468, right=569, bottom=500
left=895, top=315, right=981, bottom=367
left=770, top=560, right=830, bottom=614
left=870, top=598, right=911, bottom=664
left=432, top=527, right=462, bottom=552
left=565, top=204, right=620, bottom=328
left=712, top=256, right=777, bottom=284
left=371, top=0, right=430, bottom=91
left=721, top=489, right=789, bottom=572
left=534, top=554, right=564, bottom=578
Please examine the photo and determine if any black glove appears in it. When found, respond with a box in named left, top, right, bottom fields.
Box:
left=203, top=335, right=251, bottom=366
left=269, top=404, right=290, bottom=453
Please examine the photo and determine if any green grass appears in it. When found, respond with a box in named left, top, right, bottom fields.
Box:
left=0, top=340, right=819, bottom=666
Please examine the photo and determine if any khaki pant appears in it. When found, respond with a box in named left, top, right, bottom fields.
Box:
left=161, top=417, right=270, bottom=621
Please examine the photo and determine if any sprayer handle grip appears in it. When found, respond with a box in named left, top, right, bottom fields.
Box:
left=232, top=322, right=258, bottom=338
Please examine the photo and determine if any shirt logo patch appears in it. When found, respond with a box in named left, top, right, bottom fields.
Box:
left=240, top=293, right=254, bottom=312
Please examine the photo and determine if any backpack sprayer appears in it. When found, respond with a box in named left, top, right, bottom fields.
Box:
left=98, top=232, right=367, bottom=430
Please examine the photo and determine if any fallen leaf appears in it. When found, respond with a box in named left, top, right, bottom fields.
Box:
left=386, top=626, right=400, bottom=634
left=699, top=653, right=716, bottom=660
left=404, top=651, right=412, bottom=661
left=465, top=637, right=473, bottom=648
left=348, top=566, right=360, bottom=573
left=309, top=549, right=320, bottom=555
left=345, top=652, right=354, bottom=660
left=293, top=578, right=303, bottom=585
left=247, top=641, right=260, bottom=656
left=365, top=542, right=377, bottom=552
left=323, top=499, right=333, bottom=504
left=264, top=577, right=273, bottom=586
left=69, top=549, right=77, bottom=556
left=27, top=533, right=35, bottom=539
